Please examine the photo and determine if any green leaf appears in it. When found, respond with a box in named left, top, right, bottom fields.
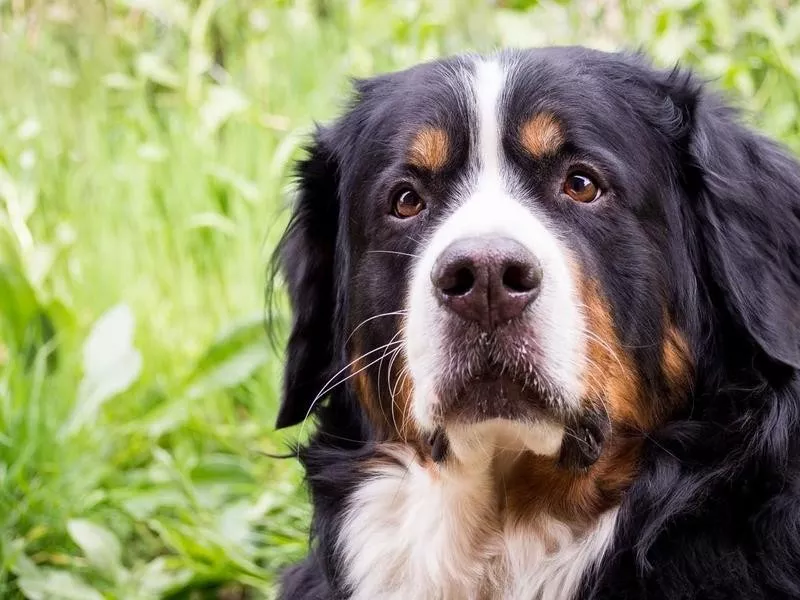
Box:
left=62, top=304, right=142, bottom=435
left=128, top=556, right=192, bottom=598
left=16, top=568, right=104, bottom=600
left=135, top=52, right=181, bottom=88
left=183, top=315, right=269, bottom=399
left=191, top=454, right=255, bottom=485
left=199, top=85, right=250, bottom=136
left=66, top=519, right=124, bottom=582
left=185, top=343, right=268, bottom=400
left=186, top=212, right=237, bottom=236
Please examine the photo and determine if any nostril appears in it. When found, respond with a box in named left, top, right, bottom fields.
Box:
left=502, top=262, right=542, bottom=293
left=442, top=266, right=475, bottom=296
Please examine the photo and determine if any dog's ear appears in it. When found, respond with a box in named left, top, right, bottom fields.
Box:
left=273, top=129, right=341, bottom=429
left=673, top=77, right=800, bottom=370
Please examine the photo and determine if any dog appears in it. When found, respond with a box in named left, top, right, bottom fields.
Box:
left=270, top=47, right=800, bottom=599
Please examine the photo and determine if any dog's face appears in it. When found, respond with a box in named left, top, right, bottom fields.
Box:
left=274, top=48, right=800, bottom=467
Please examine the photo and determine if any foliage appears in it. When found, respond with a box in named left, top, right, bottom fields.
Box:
left=0, top=0, right=797, bottom=597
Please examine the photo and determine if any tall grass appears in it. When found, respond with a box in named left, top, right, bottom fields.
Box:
left=1, top=1, right=799, bottom=597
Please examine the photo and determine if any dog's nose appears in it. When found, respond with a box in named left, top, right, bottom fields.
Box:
left=431, top=237, right=542, bottom=330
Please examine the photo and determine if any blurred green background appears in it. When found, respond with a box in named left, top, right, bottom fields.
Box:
left=1, top=0, right=799, bottom=598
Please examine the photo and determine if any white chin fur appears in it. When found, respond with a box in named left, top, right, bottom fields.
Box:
left=447, top=419, right=565, bottom=460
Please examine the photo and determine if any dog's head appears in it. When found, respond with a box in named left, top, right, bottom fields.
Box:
left=272, top=48, right=800, bottom=468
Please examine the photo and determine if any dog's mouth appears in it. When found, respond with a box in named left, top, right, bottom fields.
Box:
left=430, top=349, right=569, bottom=426
left=425, top=361, right=609, bottom=470
left=433, top=372, right=562, bottom=426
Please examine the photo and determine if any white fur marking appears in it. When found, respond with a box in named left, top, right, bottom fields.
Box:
left=475, top=59, right=505, bottom=173
left=339, top=443, right=618, bottom=600
left=405, top=57, right=587, bottom=432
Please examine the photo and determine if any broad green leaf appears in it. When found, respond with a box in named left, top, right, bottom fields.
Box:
left=118, top=488, right=189, bottom=520
left=182, top=314, right=270, bottom=399
left=62, top=304, right=142, bottom=435
left=191, top=454, right=255, bottom=485
left=66, top=519, right=124, bottom=582
left=128, top=556, right=192, bottom=598
left=185, top=343, right=268, bottom=400
left=135, top=52, right=181, bottom=88
left=16, top=569, right=104, bottom=600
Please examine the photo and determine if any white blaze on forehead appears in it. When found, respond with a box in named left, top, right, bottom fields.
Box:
left=404, top=56, right=587, bottom=434
left=474, top=58, right=506, bottom=174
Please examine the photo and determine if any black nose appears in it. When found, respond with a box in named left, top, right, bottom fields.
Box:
left=431, top=237, right=542, bottom=330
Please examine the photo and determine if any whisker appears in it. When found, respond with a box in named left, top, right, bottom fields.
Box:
left=367, top=250, right=422, bottom=259
left=297, top=339, right=404, bottom=453
left=345, top=311, right=407, bottom=345
left=385, top=336, right=406, bottom=437
left=375, top=328, right=405, bottom=438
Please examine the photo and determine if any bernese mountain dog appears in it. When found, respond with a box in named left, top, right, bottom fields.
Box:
left=271, top=47, right=800, bottom=599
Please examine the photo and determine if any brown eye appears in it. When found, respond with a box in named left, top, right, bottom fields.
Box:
left=392, top=188, right=426, bottom=218
left=563, top=172, right=601, bottom=203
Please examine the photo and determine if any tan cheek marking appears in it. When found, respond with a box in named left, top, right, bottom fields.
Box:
left=350, top=338, right=418, bottom=443
left=391, top=352, right=419, bottom=442
left=659, top=321, right=693, bottom=420
left=662, top=324, right=692, bottom=391
left=408, top=127, right=449, bottom=171
left=576, top=275, right=650, bottom=431
left=351, top=351, right=383, bottom=431
left=520, top=113, right=564, bottom=158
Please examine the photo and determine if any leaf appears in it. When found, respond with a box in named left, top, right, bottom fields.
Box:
left=102, top=72, right=138, bottom=90
left=62, top=304, right=142, bottom=435
left=199, top=85, right=250, bottom=136
left=0, top=264, right=39, bottom=345
left=16, top=118, right=41, bottom=141
left=129, top=556, right=192, bottom=598
left=185, top=212, right=237, bottom=236
left=118, top=487, right=188, bottom=520
left=207, top=165, right=260, bottom=204
left=120, top=0, right=190, bottom=29
left=191, top=454, right=255, bottom=485
left=16, top=568, right=104, bottom=600
left=185, top=343, right=268, bottom=400
left=182, top=315, right=269, bottom=399
left=67, top=519, right=124, bottom=582
left=217, top=500, right=255, bottom=549
left=135, top=52, right=181, bottom=88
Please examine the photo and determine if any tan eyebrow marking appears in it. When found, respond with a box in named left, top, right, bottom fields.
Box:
left=408, top=127, right=450, bottom=171
left=520, top=113, right=565, bottom=158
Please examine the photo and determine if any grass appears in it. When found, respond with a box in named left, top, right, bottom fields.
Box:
left=1, top=0, right=799, bottom=598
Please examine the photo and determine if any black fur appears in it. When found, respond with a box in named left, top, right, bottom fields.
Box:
left=271, top=47, right=800, bottom=599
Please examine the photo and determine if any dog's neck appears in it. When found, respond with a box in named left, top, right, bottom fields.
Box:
left=441, top=419, right=641, bottom=526
left=337, top=420, right=640, bottom=599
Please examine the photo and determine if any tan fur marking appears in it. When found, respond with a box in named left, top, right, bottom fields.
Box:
left=578, top=277, right=651, bottom=430
left=350, top=343, right=418, bottom=444
left=504, top=436, right=641, bottom=528
left=520, top=113, right=564, bottom=158
left=351, top=352, right=384, bottom=433
left=663, top=324, right=692, bottom=392
left=408, top=127, right=449, bottom=171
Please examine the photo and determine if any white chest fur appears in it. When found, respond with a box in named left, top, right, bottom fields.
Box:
left=337, top=438, right=619, bottom=600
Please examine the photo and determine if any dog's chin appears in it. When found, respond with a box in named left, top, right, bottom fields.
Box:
left=425, top=375, right=610, bottom=470
left=434, top=375, right=564, bottom=426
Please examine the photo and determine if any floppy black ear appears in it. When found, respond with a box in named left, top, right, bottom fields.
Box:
left=273, top=129, right=340, bottom=429
left=682, top=86, right=800, bottom=370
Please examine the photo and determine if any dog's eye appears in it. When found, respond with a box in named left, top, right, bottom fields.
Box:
left=392, top=188, right=426, bottom=219
left=563, top=172, right=601, bottom=203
